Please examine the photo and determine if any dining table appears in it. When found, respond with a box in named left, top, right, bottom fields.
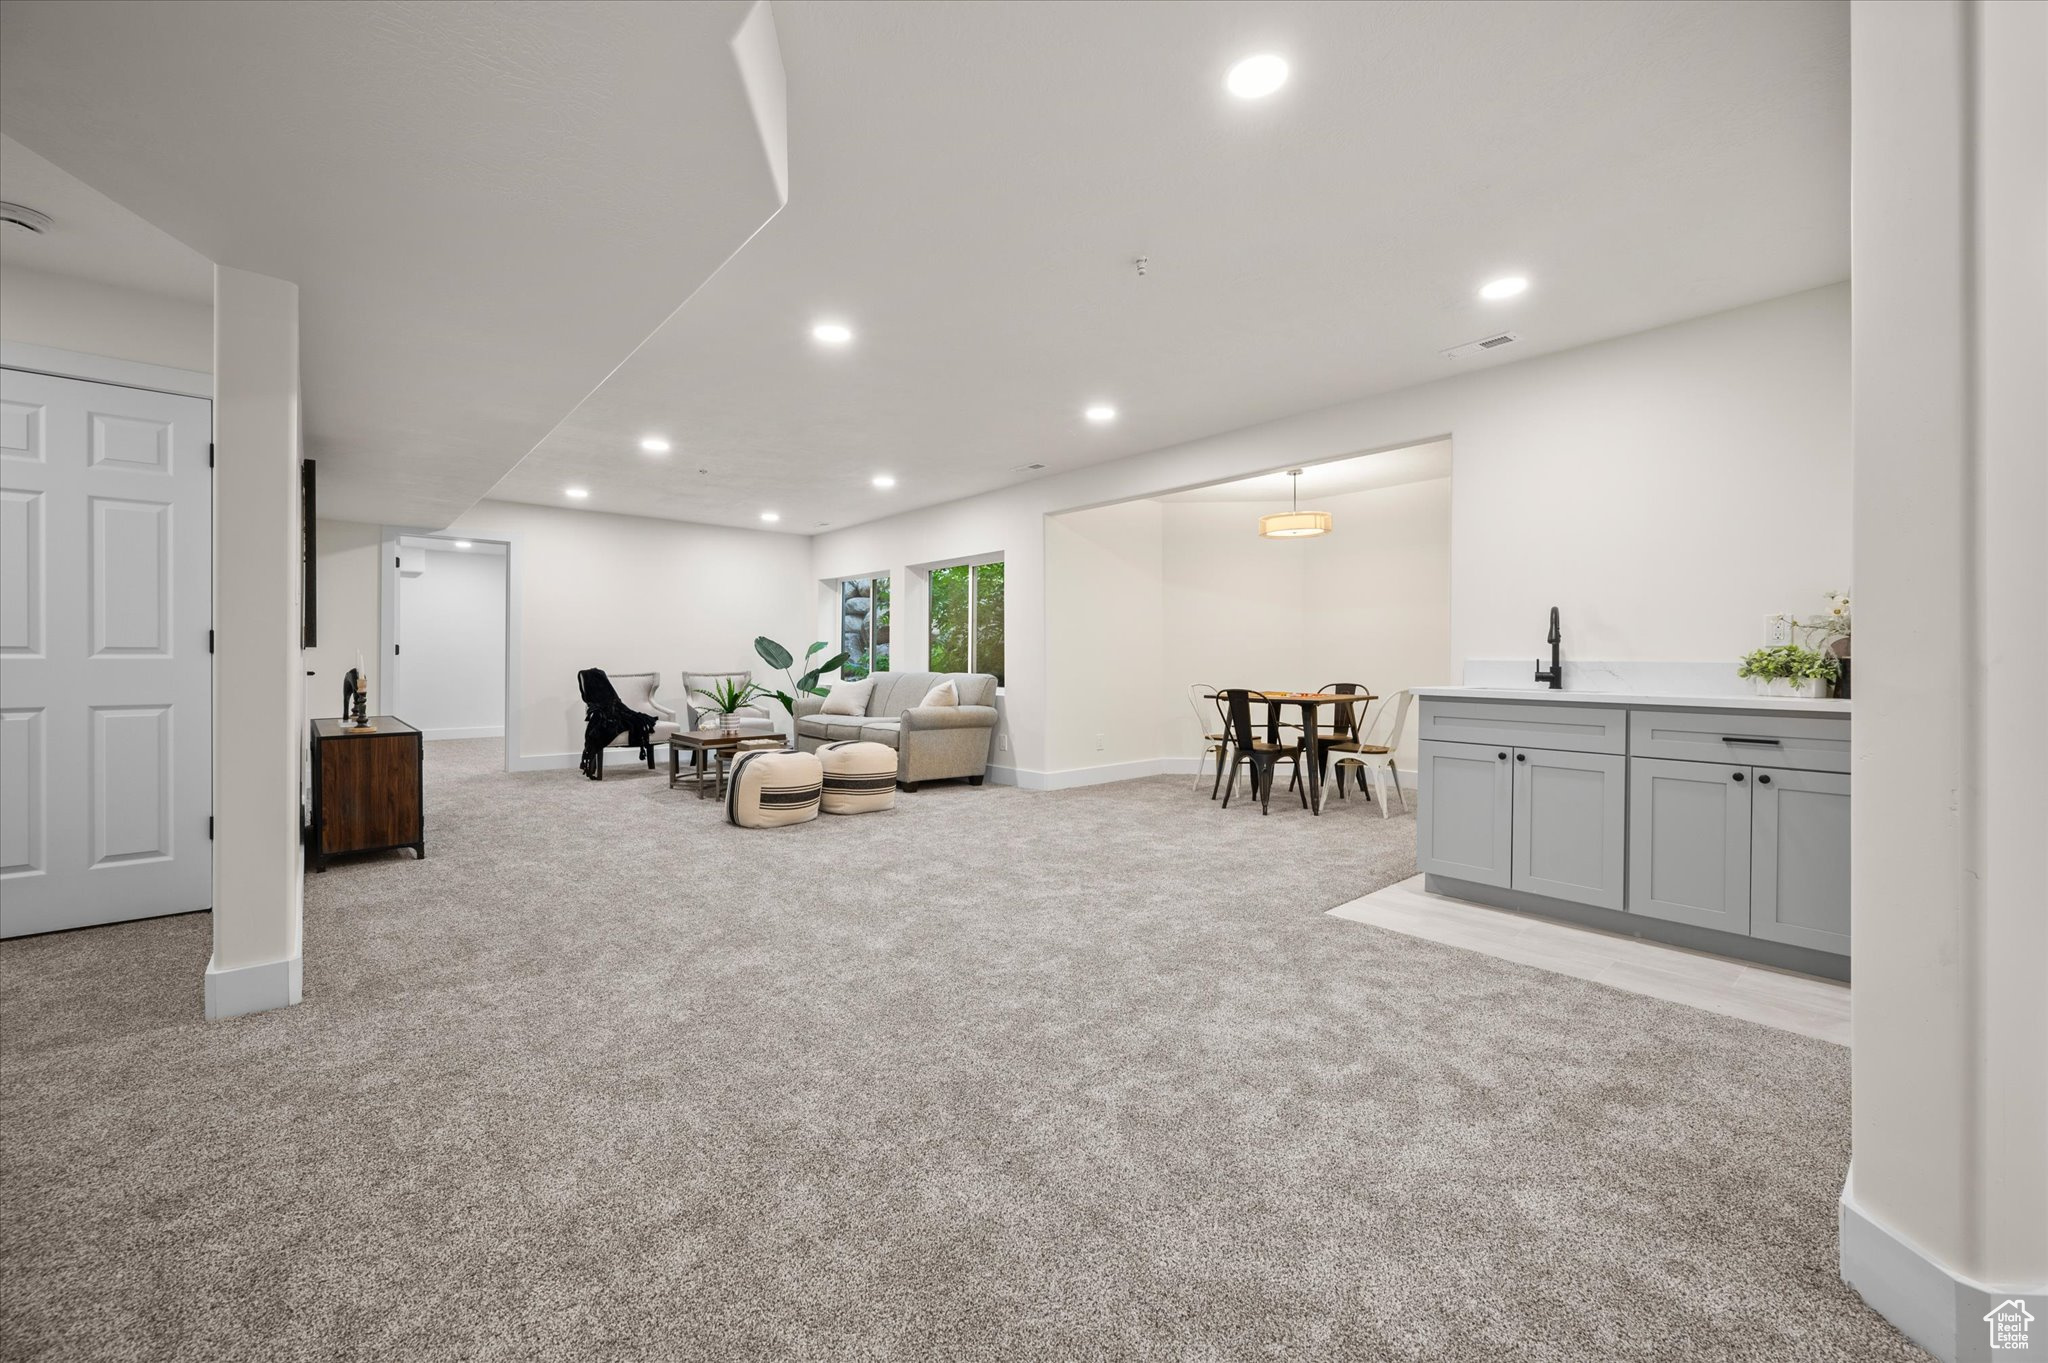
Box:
left=1250, top=690, right=1377, bottom=815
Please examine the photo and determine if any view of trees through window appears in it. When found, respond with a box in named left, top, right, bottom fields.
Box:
left=839, top=576, right=889, bottom=681
left=928, top=560, right=1004, bottom=685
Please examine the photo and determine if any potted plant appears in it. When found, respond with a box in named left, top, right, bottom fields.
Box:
left=690, top=675, right=766, bottom=735
left=754, top=636, right=849, bottom=731
left=1737, top=644, right=1841, bottom=699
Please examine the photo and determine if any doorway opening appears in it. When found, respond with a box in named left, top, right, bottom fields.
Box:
left=382, top=533, right=511, bottom=769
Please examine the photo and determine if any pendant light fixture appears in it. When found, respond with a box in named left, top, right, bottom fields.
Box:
left=1259, top=469, right=1332, bottom=539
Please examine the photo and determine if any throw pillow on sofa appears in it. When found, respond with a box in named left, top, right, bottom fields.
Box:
left=821, top=678, right=875, bottom=716
left=920, top=679, right=959, bottom=707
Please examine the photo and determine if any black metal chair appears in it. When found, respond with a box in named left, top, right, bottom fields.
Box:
left=1292, top=682, right=1371, bottom=799
left=1218, top=689, right=1307, bottom=815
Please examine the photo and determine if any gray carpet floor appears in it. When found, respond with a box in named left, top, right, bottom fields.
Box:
left=0, top=740, right=1921, bottom=1362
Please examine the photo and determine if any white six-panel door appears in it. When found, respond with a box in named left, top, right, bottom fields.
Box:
left=0, top=368, right=212, bottom=936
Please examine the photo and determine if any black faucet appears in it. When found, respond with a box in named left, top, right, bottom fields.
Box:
left=1534, top=607, right=1563, bottom=689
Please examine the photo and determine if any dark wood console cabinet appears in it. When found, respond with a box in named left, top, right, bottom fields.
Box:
left=309, top=717, right=424, bottom=871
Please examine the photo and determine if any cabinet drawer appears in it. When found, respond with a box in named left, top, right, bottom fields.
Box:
left=1418, top=698, right=1625, bottom=755
left=1628, top=709, right=1850, bottom=773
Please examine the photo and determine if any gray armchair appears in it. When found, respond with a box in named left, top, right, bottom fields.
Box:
left=681, top=669, right=779, bottom=738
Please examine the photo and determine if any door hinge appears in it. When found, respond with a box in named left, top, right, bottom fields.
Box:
left=208, top=816, right=214, bottom=840
left=208, top=629, right=214, bottom=654
left=208, top=442, right=215, bottom=469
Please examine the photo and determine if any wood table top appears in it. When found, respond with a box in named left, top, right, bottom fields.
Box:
left=669, top=729, right=749, bottom=748
left=1252, top=691, right=1378, bottom=704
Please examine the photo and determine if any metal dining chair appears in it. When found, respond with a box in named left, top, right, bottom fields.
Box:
left=1291, top=682, right=1370, bottom=797
left=1218, top=689, right=1308, bottom=815
left=1327, top=690, right=1415, bottom=817
left=1186, top=683, right=1231, bottom=796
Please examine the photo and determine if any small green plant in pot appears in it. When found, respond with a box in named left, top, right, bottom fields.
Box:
left=754, top=636, right=849, bottom=731
left=1737, top=644, right=1841, bottom=699
left=690, top=676, right=765, bottom=734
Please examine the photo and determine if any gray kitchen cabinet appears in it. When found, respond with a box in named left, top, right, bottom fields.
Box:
left=1750, top=767, right=1852, bottom=954
left=1628, top=756, right=1753, bottom=934
left=1416, top=740, right=1512, bottom=888
left=1511, top=747, right=1626, bottom=911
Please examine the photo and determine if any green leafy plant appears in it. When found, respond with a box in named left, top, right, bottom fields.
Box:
left=690, top=675, right=765, bottom=718
left=1738, top=644, right=1842, bottom=685
left=753, top=636, right=849, bottom=718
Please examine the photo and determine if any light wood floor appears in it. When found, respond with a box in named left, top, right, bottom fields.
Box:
left=1328, top=876, right=1851, bottom=1046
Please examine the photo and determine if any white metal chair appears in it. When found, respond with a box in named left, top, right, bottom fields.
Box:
left=1327, top=689, right=1414, bottom=818
left=1187, top=683, right=1230, bottom=795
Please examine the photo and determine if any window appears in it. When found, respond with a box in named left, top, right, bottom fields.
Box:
left=838, top=575, right=889, bottom=681
left=928, top=559, right=1004, bottom=685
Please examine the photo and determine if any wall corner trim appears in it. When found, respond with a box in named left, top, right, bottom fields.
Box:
left=203, top=953, right=303, bottom=1021
left=1840, top=1169, right=2048, bottom=1363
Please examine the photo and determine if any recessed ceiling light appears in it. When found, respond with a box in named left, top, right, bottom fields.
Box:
left=453, top=540, right=473, bottom=549
left=639, top=436, right=671, bottom=454
left=1226, top=54, right=1289, bottom=99
left=871, top=474, right=896, bottom=489
left=1479, top=276, right=1529, bottom=301
left=811, top=321, right=853, bottom=345
left=565, top=487, right=590, bottom=500
left=760, top=511, right=780, bottom=523
left=1084, top=403, right=1117, bottom=424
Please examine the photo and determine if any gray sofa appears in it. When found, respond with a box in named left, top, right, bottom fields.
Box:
left=794, top=671, right=998, bottom=789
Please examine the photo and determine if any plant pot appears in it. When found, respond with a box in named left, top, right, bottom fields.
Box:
left=717, top=712, right=742, bottom=736
left=1751, top=677, right=1824, bottom=700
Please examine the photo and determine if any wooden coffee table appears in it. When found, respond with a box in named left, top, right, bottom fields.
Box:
left=669, top=731, right=787, bottom=799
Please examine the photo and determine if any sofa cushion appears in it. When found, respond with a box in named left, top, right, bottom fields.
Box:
left=820, top=678, right=875, bottom=716
left=920, top=679, right=959, bottom=707
left=817, top=741, right=898, bottom=814
left=798, top=716, right=868, bottom=741
left=725, top=750, right=822, bottom=828
left=858, top=719, right=902, bottom=747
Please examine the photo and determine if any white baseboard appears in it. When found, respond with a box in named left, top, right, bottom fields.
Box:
left=204, top=953, right=302, bottom=1020
left=1840, top=1168, right=2048, bottom=1362
left=422, top=725, right=503, bottom=741
left=1010, top=755, right=1418, bottom=793
left=506, top=749, right=649, bottom=774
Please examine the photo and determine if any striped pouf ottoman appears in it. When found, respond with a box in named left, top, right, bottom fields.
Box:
left=817, top=740, right=898, bottom=815
left=724, top=749, right=823, bottom=828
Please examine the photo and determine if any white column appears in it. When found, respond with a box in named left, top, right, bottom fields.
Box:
left=205, top=265, right=305, bottom=1020
left=1842, top=2, right=2047, bottom=1358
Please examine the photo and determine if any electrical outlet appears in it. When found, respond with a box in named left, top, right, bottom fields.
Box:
left=1764, top=614, right=1794, bottom=646
left=1095, top=733, right=1105, bottom=752
left=998, top=734, right=1009, bottom=752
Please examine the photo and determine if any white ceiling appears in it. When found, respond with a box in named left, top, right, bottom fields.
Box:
left=489, top=0, right=1848, bottom=534
left=0, top=135, right=211, bottom=303
left=0, top=0, right=787, bottom=526
left=1155, top=440, right=1449, bottom=504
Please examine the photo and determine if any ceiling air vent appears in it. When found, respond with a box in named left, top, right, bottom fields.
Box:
left=1441, top=331, right=1520, bottom=360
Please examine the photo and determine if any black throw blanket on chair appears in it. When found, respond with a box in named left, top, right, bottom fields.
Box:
left=578, top=668, right=659, bottom=779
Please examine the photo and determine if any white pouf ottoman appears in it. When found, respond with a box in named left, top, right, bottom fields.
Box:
left=724, top=749, right=823, bottom=827
left=817, top=741, right=898, bottom=815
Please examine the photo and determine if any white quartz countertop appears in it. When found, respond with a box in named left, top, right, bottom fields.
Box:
left=1411, top=686, right=1852, bottom=715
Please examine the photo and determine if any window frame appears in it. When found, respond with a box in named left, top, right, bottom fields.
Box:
left=923, top=555, right=1004, bottom=685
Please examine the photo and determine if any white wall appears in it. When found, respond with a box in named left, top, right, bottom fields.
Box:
left=441, top=500, right=813, bottom=766
left=305, top=518, right=382, bottom=721
left=816, top=284, right=1847, bottom=779
left=206, top=264, right=302, bottom=1019
left=1841, top=3, right=2046, bottom=1356
left=1043, top=500, right=1164, bottom=771
left=0, top=265, right=211, bottom=373
left=398, top=547, right=506, bottom=738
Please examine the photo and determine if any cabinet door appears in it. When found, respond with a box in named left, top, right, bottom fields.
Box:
left=1750, top=767, right=1851, bottom=954
left=1416, top=740, right=1513, bottom=888
left=1628, top=757, right=1752, bottom=933
left=1511, top=748, right=1626, bottom=910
